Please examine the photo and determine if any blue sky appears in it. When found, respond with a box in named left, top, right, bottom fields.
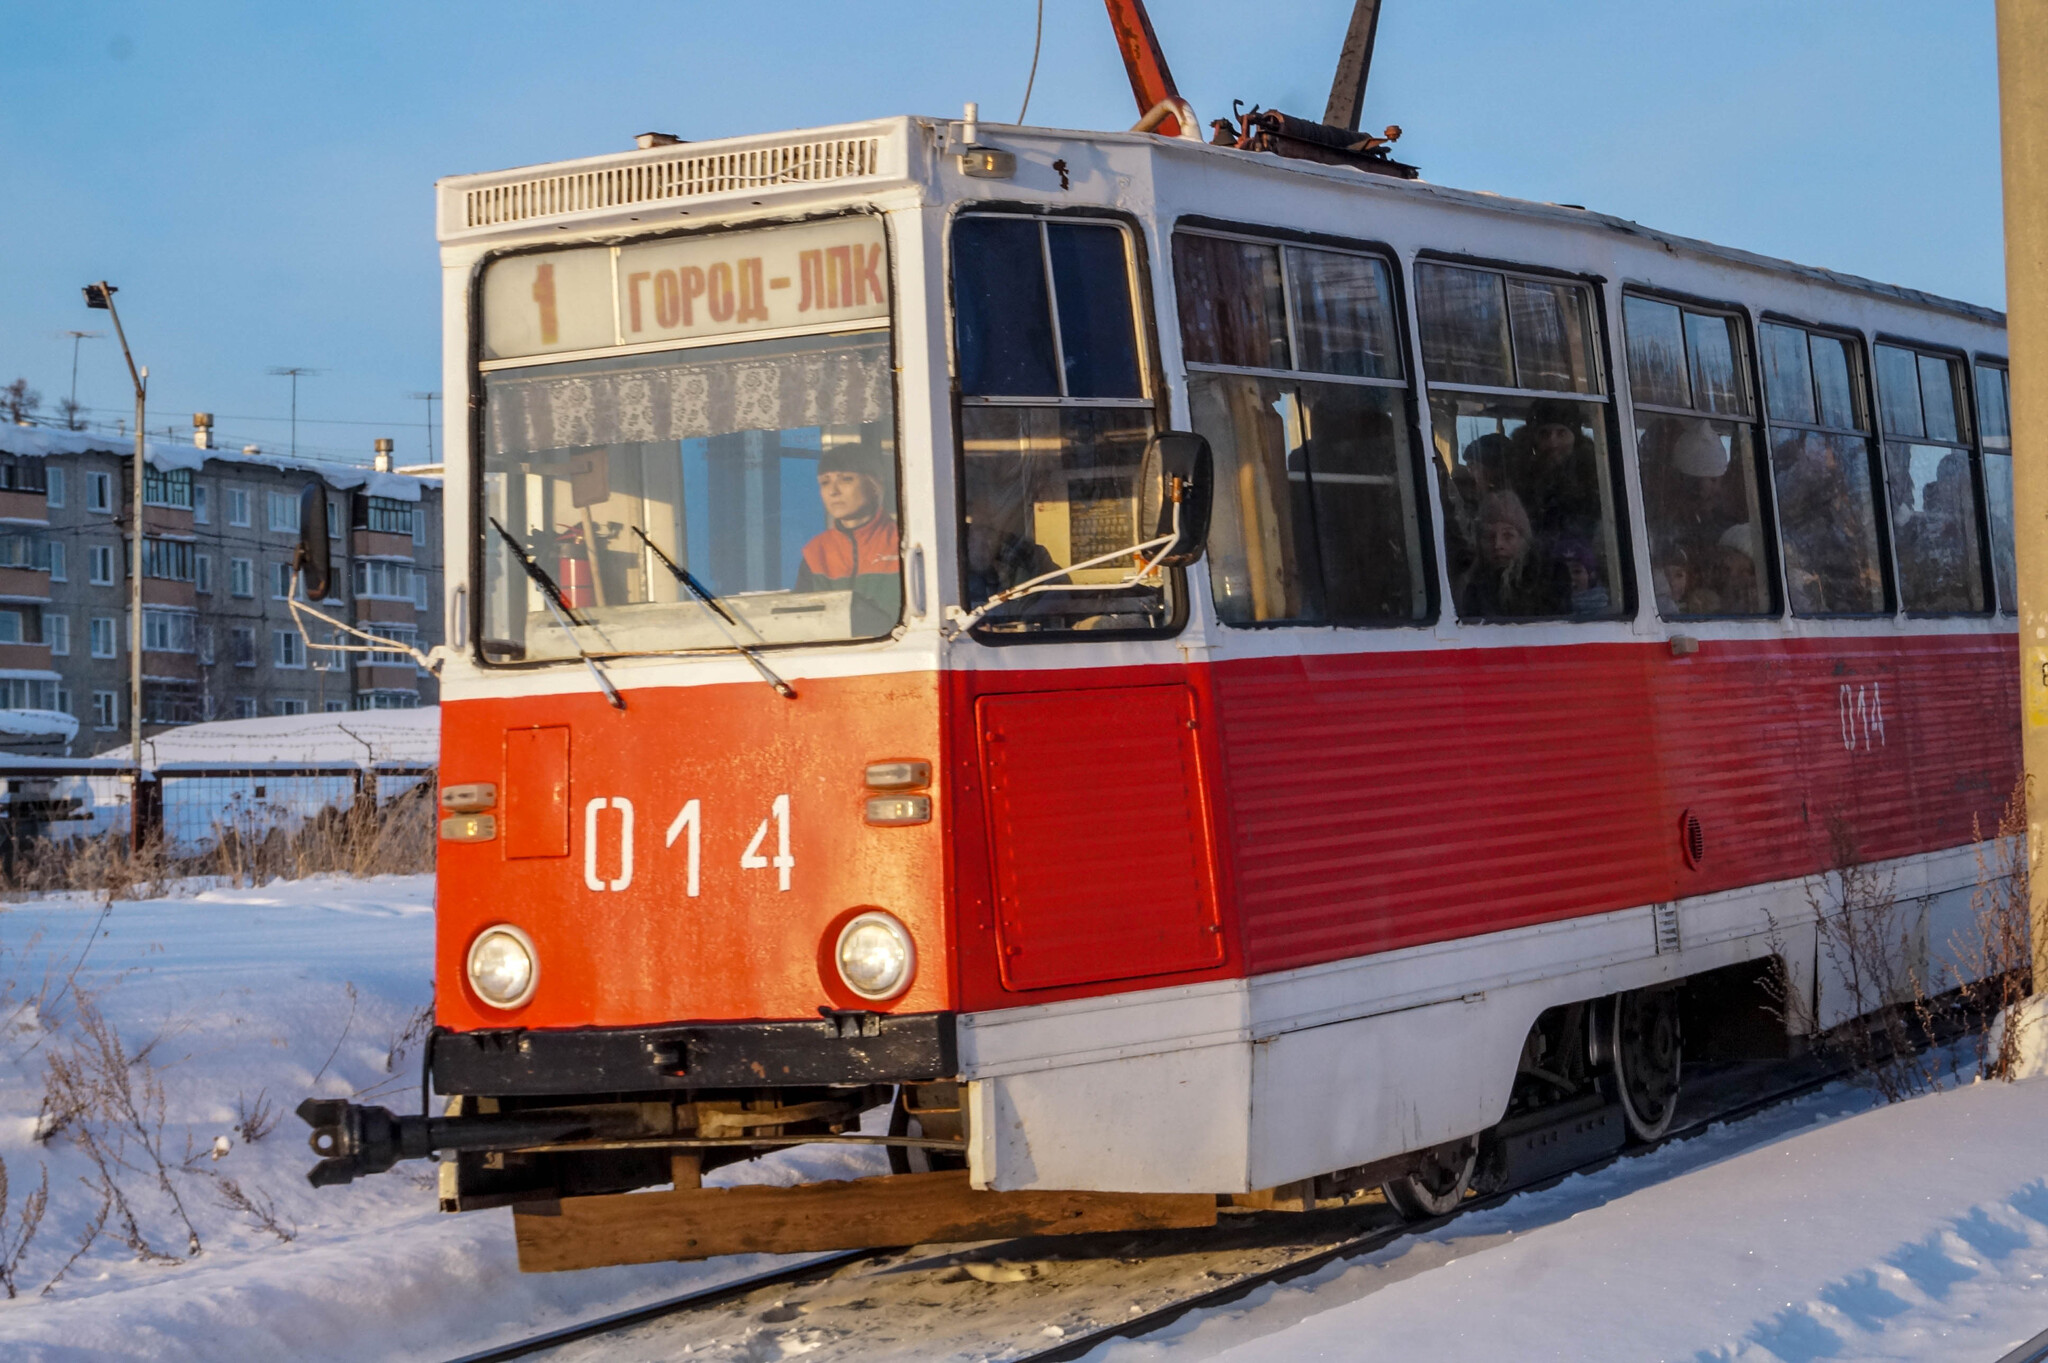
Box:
left=0, top=1, right=2002, bottom=465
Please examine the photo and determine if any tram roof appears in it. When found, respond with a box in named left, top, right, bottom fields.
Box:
left=437, top=115, right=2004, bottom=332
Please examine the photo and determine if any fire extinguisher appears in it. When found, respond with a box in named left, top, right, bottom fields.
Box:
left=555, top=525, right=595, bottom=610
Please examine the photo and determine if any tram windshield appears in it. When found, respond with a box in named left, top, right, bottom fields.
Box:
left=475, top=219, right=898, bottom=660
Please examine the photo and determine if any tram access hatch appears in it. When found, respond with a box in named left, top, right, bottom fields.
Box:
left=977, top=684, right=1224, bottom=990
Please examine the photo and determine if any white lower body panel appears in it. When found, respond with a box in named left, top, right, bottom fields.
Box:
left=959, top=842, right=1987, bottom=1193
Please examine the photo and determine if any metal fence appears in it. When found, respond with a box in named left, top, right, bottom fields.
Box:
left=0, top=757, right=436, bottom=860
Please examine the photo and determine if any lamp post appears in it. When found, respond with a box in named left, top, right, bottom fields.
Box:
left=81, top=282, right=147, bottom=830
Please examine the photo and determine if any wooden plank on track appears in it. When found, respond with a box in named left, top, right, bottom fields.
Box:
left=511, top=1170, right=1218, bottom=1272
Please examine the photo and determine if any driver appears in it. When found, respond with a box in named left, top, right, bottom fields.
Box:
left=795, top=445, right=901, bottom=635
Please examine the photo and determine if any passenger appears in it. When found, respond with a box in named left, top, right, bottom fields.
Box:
left=1506, top=400, right=1602, bottom=547
left=1894, top=451, right=1977, bottom=610
left=1712, top=523, right=1764, bottom=613
left=796, top=446, right=902, bottom=635
left=1438, top=432, right=1513, bottom=585
left=1652, top=548, right=1721, bottom=616
left=965, top=517, right=1063, bottom=609
left=1557, top=538, right=1611, bottom=616
left=1458, top=491, right=1567, bottom=618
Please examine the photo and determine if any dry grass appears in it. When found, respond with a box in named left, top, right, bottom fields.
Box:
left=1771, top=780, right=2036, bottom=1101
left=0, top=780, right=435, bottom=899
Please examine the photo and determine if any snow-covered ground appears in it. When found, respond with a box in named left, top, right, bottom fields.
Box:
left=1, top=873, right=2044, bottom=1363
left=0, top=876, right=884, bottom=1363
left=1095, top=1059, right=2048, bottom=1363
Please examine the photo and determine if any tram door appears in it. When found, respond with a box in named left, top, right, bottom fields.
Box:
left=977, top=684, right=1223, bottom=990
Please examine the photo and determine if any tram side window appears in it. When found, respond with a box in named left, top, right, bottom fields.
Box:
left=1173, top=231, right=1428, bottom=625
left=1759, top=323, right=1888, bottom=616
left=1622, top=296, right=1774, bottom=618
left=1977, top=363, right=2016, bottom=613
left=954, top=214, right=1169, bottom=635
left=1874, top=345, right=1987, bottom=615
left=1417, top=262, right=1625, bottom=622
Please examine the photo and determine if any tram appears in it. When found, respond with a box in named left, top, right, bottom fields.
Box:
left=298, top=37, right=2019, bottom=1270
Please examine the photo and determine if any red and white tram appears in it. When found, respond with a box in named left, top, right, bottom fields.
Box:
left=301, top=68, right=2019, bottom=1268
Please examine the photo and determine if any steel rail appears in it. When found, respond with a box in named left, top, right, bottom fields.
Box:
left=438, top=1249, right=878, bottom=1363
left=437, top=1053, right=1856, bottom=1363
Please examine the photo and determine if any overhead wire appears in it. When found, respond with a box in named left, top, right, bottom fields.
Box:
left=1017, top=0, right=1044, bottom=124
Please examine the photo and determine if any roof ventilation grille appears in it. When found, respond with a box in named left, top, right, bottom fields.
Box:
left=463, top=136, right=884, bottom=229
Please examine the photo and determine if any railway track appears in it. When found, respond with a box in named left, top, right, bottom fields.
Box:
left=442, top=1049, right=1857, bottom=1363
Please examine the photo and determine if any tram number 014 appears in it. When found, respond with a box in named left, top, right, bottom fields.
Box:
left=631, top=794, right=794, bottom=898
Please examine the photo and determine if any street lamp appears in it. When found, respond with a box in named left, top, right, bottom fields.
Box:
left=81, top=282, right=147, bottom=827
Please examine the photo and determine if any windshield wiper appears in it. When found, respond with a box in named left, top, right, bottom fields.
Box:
left=631, top=526, right=796, bottom=699
left=489, top=516, right=625, bottom=710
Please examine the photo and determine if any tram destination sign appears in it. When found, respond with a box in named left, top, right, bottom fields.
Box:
left=481, top=216, right=888, bottom=361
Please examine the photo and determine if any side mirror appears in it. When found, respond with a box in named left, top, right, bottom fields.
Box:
left=294, top=481, right=331, bottom=600
left=1138, top=431, right=1212, bottom=568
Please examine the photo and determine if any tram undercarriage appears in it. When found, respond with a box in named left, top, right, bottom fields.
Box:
left=301, top=962, right=1782, bottom=1270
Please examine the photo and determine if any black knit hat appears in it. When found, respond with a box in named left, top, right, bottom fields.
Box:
left=818, top=444, right=888, bottom=488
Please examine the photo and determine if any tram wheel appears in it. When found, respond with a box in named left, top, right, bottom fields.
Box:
left=1608, top=987, right=1682, bottom=1142
left=1381, top=1136, right=1478, bottom=1220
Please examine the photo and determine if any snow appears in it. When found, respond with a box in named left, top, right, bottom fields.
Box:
left=0, top=711, right=79, bottom=743
left=1, top=868, right=2045, bottom=1362
left=110, top=707, right=439, bottom=769
left=0, top=424, right=436, bottom=500
left=1090, top=1071, right=2048, bottom=1363
left=0, top=875, right=884, bottom=1363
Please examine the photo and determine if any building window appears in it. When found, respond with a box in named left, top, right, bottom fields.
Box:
left=0, top=678, right=58, bottom=709
left=197, top=626, right=214, bottom=666
left=192, top=484, right=209, bottom=525
left=353, top=558, right=415, bottom=600
left=195, top=552, right=211, bottom=594
left=1621, top=294, right=1774, bottom=618
left=268, top=491, right=301, bottom=533
left=413, top=504, right=426, bottom=546
left=327, top=499, right=342, bottom=539
left=357, top=691, right=421, bottom=710
left=143, top=466, right=193, bottom=509
left=232, top=697, right=258, bottom=719
left=360, top=495, right=416, bottom=536
left=89, top=544, right=115, bottom=586
left=364, top=622, right=418, bottom=666
left=230, top=627, right=256, bottom=666
left=89, top=616, right=117, bottom=658
left=229, top=557, right=254, bottom=598
left=1174, top=230, right=1427, bottom=626
left=86, top=471, right=112, bottom=513
left=0, top=611, right=21, bottom=644
left=226, top=487, right=251, bottom=527
left=46, top=468, right=64, bottom=509
left=272, top=561, right=297, bottom=600
left=47, top=541, right=65, bottom=583
left=1417, top=261, right=1624, bottom=622
left=143, top=608, right=197, bottom=653
left=46, top=613, right=68, bottom=656
left=272, top=698, right=308, bottom=716
left=0, top=533, right=52, bottom=571
left=138, top=538, right=196, bottom=582
left=92, top=691, right=118, bottom=730
left=274, top=630, right=305, bottom=669
left=55, top=687, right=71, bottom=715
left=1759, top=321, right=1887, bottom=615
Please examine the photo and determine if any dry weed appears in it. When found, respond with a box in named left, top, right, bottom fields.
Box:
left=0, top=1155, right=49, bottom=1298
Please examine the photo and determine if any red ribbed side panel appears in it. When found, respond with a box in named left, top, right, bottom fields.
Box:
left=1212, top=635, right=2018, bottom=976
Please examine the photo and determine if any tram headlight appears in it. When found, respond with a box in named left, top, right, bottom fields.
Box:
left=466, top=925, right=538, bottom=1009
left=834, top=912, right=915, bottom=1001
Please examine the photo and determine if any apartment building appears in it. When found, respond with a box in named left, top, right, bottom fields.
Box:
left=0, top=426, right=443, bottom=751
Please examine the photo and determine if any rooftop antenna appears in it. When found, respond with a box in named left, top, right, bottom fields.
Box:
left=267, top=366, right=320, bottom=457
left=407, top=390, right=439, bottom=464
left=1323, top=0, right=1382, bottom=133
left=61, top=330, right=102, bottom=429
